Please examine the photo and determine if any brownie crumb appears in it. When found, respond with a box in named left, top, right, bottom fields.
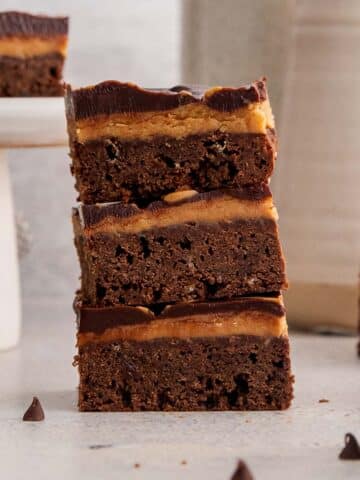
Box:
left=89, top=444, right=113, bottom=450
left=318, top=399, right=329, bottom=403
left=134, top=463, right=141, bottom=469
left=230, top=460, right=254, bottom=480
left=22, top=396, right=45, bottom=422
left=339, top=433, right=360, bottom=460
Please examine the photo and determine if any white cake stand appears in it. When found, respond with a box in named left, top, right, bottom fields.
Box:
left=0, top=98, right=67, bottom=350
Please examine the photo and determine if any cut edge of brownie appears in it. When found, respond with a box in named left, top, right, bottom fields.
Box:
left=75, top=334, right=294, bottom=411
left=70, top=130, right=276, bottom=205
left=73, top=203, right=287, bottom=306
left=65, top=78, right=276, bottom=204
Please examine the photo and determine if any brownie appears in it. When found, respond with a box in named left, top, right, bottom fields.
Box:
left=75, top=295, right=294, bottom=411
left=65, top=79, right=277, bottom=204
left=73, top=187, right=287, bottom=307
left=0, top=11, right=68, bottom=96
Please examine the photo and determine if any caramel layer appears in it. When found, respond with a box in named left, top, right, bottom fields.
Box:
left=0, top=35, right=68, bottom=58
left=77, top=297, right=288, bottom=346
left=71, top=99, right=273, bottom=143
left=77, top=189, right=278, bottom=236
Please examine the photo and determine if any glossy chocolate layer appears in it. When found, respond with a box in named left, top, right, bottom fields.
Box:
left=205, top=82, right=267, bottom=111
left=0, top=11, right=68, bottom=38
left=77, top=297, right=287, bottom=346
left=65, top=79, right=268, bottom=121
left=77, top=295, right=285, bottom=335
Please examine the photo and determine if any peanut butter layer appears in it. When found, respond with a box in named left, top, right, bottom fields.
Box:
left=0, top=35, right=68, bottom=58
left=77, top=296, right=288, bottom=346
left=72, top=99, right=273, bottom=143
left=65, top=79, right=274, bottom=142
left=76, top=186, right=278, bottom=236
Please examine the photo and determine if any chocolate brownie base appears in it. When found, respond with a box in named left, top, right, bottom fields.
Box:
left=76, top=218, right=286, bottom=306
left=71, top=130, right=276, bottom=205
left=76, top=334, right=293, bottom=411
left=0, top=53, right=65, bottom=96
left=73, top=188, right=287, bottom=306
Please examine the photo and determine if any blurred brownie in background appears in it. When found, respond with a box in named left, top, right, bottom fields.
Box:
left=0, top=11, right=68, bottom=96
left=65, top=79, right=276, bottom=205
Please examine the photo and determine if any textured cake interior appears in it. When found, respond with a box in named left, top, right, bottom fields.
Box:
left=71, top=130, right=276, bottom=204
left=76, top=335, right=293, bottom=411
left=74, top=215, right=287, bottom=306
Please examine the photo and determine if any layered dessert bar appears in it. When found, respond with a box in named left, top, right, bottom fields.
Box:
left=75, top=294, right=293, bottom=411
left=65, top=79, right=276, bottom=204
left=0, top=11, right=68, bottom=96
left=73, top=187, right=287, bottom=307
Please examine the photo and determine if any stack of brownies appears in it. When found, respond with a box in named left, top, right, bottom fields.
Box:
left=65, top=79, right=294, bottom=411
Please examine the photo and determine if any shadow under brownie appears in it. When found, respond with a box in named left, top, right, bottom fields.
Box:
left=65, top=79, right=276, bottom=204
left=75, top=295, right=294, bottom=411
left=73, top=187, right=287, bottom=307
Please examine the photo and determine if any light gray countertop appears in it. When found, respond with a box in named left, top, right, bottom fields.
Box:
left=0, top=301, right=359, bottom=479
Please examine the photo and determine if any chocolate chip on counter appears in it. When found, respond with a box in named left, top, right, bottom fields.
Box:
left=22, top=396, right=45, bottom=422
left=339, top=433, right=360, bottom=460
left=230, top=460, right=254, bottom=480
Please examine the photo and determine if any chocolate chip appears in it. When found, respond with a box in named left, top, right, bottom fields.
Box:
left=22, top=396, right=45, bottom=422
left=318, top=399, right=329, bottom=403
left=134, top=463, right=141, bottom=469
left=180, top=460, right=187, bottom=465
left=230, top=460, right=254, bottom=480
left=339, top=433, right=360, bottom=460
